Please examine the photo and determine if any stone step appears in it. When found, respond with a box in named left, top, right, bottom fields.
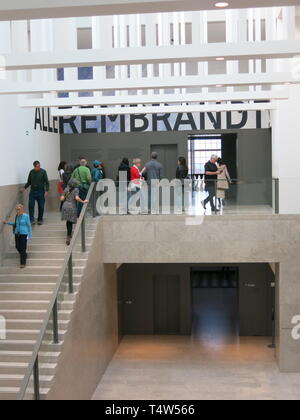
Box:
left=0, top=374, right=53, bottom=389
left=4, top=319, right=43, bottom=330
left=0, top=387, right=20, bottom=400
left=0, top=340, right=62, bottom=353
left=2, top=258, right=86, bottom=268
left=0, top=283, right=56, bottom=292
left=0, top=351, right=59, bottom=364
left=0, top=309, right=71, bottom=321
left=0, top=309, right=47, bottom=320
left=0, top=362, right=57, bottom=376
left=31, top=230, right=96, bottom=238
left=5, top=319, right=67, bottom=331
left=0, top=291, right=77, bottom=301
left=0, top=301, right=50, bottom=310
left=29, top=235, right=95, bottom=243
left=6, top=251, right=88, bottom=260
left=0, top=274, right=81, bottom=283
left=5, top=329, right=66, bottom=341
left=0, top=267, right=84, bottom=276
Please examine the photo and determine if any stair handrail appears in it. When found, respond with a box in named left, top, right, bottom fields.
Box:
left=17, top=182, right=96, bottom=400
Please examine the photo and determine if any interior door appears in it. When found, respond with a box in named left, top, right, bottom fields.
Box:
left=239, top=264, right=275, bottom=336
left=122, top=276, right=154, bottom=335
left=154, top=275, right=180, bottom=335
left=150, top=144, right=178, bottom=180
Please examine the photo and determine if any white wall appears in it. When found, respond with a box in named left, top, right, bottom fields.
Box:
left=0, top=94, right=60, bottom=186
left=271, top=85, right=300, bottom=213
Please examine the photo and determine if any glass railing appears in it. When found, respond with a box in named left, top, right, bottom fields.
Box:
left=17, top=183, right=96, bottom=400
left=92, top=178, right=280, bottom=217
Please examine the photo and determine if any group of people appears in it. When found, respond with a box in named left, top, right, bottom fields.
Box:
left=202, top=155, right=232, bottom=213
left=2, top=153, right=230, bottom=269
left=2, top=157, right=104, bottom=268
left=116, top=153, right=189, bottom=213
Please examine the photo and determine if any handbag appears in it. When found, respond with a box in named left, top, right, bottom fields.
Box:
left=77, top=168, right=90, bottom=192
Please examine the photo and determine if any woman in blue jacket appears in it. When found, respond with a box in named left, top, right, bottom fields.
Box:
left=3, top=204, right=32, bottom=269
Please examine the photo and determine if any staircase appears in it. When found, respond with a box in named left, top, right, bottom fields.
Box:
left=0, top=213, right=98, bottom=400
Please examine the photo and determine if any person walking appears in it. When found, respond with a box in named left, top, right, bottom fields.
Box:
left=143, top=152, right=163, bottom=214
left=3, top=204, right=32, bottom=268
left=21, top=161, right=50, bottom=225
left=61, top=179, right=89, bottom=245
left=72, top=158, right=92, bottom=217
left=216, top=158, right=232, bottom=208
left=201, top=155, right=222, bottom=213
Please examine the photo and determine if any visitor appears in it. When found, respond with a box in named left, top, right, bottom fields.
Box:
left=143, top=152, right=163, bottom=214
left=176, top=157, right=189, bottom=182
left=3, top=204, right=32, bottom=269
left=62, top=164, right=73, bottom=191
left=61, top=179, right=89, bottom=246
left=117, top=158, right=131, bottom=186
left=58, top=161, right=67, bottom=210
left=216, top=158, right=232, bottom=208
left=72, top=159, right=92, bottom=217
left=129, top=158, right=147, bottom=214
left=73, top=156, right=92, bottom=173
left=201, top=155, right=222, bottom=213
left=21, top=161, right=50, bottom=225
left=91, top=160, right=104, bottom=183
left=176, top=157, right=189, bottom=213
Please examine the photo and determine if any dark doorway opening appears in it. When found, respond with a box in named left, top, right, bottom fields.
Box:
left=191, top=268, right=239, bottom=341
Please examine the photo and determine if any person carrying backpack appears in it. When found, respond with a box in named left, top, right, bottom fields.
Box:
left=71, top=159, right=92, bottom=217
left=91, top=160, right=104, bottom=183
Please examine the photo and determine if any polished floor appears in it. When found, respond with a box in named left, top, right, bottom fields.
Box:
left=93, top=288, right=300, bottom=401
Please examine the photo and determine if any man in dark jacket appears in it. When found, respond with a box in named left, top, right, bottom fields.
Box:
left=21, top=161, right=50, bottom=225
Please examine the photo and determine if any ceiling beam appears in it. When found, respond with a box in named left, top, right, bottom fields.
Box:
left=3, top=41, right=300, bottom=70
left=0, top=73, right=295, bottom=95
left=19, top=90, right=289, bottom=108
left=0, top=0, right=298, bottom=21
left=50, top=102, right=276, bottom=117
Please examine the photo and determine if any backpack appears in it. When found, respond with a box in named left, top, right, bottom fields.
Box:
left=92, top=167, right=104, bottom=183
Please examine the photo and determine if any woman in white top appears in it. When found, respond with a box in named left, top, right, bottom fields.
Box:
left=216, top=158, right=232, bottom=208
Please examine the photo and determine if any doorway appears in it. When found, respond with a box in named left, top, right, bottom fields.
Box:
left=151, top=144, right=178, bottom=180
left=191, top=268, right=239, bottom=341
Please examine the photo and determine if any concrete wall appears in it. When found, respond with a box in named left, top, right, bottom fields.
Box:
left=46, top=221, right=119, bottom=400
left=271, top=85, right=300, bottom=214
left=100, top=214, right=300, bottom=372
left=119, top=262, right=274, bottom=337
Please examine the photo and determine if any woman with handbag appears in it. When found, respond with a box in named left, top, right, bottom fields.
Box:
left=3, top=204, right=32, bottom=268
left=61, top=179, right=89, bottom=245
left=216, top=158, right=232, bottom=209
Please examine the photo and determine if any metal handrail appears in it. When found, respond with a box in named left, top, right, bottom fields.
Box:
left=17, top=182, right=96, bottom=400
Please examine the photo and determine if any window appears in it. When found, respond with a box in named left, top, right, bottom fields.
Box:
left=77, top=28, right=92, bottom=49
left=188, top=134, right=222, bottom=175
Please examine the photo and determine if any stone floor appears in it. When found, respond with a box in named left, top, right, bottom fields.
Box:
left=92, top=335, right=300, bottom=400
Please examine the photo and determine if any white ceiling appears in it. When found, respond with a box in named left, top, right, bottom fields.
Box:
left=0, top=0, right=299, bottom=21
